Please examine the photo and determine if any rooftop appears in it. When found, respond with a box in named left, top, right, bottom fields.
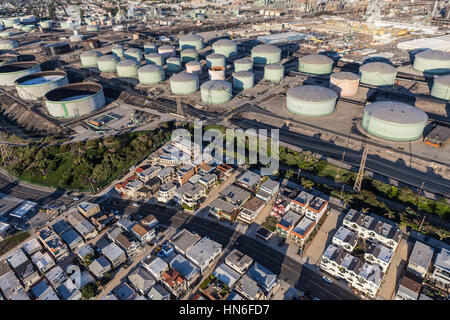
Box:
left=170, top=229, right=201, bottom=254
left=409, top=241, right=434, bottom=270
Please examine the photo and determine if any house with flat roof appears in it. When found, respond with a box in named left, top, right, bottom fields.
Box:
left=289, top=216, right=316, bottom=246
left=430, top=248, right=450, bottom=290
left=56, top=278, right=82, bottom=300
left=77, top=202, right=100, bottom=218
left=186, top=238, right=223, bottom=273
left=60, top=228, right=84, bottom=251
left=235, top=170, right=262, bottom=192
left=157, top=167, right=175, bottom=184
left=22, top=238, right=42, bottom=256
left=45, top=265, right=68, bottom=288
left=290, top=191, right=314, bottom=214
left=276, top=210, right=302, bottom=239
left=67, top=212, right=97, bottom=240
left=234, top=274, right=264, bottom=300
left=407, top=241, right=434, bottom=278
left=161, top=268, right=187, bottom=298
left=131, top=223, right=155, bottom=243
left=128, top=267, right=156, bottom=295
left=77, top=243, right=94, bottom=261
left=89, top=256, right=112, bottom=279
left=157, top=182, right=177, bottom=203
left=256, top=179, right=279, bottom=202
left=395, top=274, right=422, bottom=300
left=169, top=254, right=200, bottom=286
left=141, top=214, right=158, bottom=228
left=209, top=198, right=237, bottom=221
left=225, top=249, right=253, bottom=275
left=30, top=279, right=59, bottom=300
left=102, top=242, right=127, bottom=267
left=170, top=229, right=201, bottom=255
left=199, top=173, right=217, bottom=189
left=213, top=263, right=241, bottom=287
left=147, top=284, right=170, bottom=300
left=51, top=219, right=72, bottom=236
left=114, top=282, right=137, bottom=300
left=37, top=227, right=69, bottom=262
left=175, top=164, right=197, bottom=186
left=142, top=256, right=169, bottom=281
left=305, top=196, right=328, bottom=223
left=332, top=226, right=358, bottom=252
left=364, top=243, right=394, bottom=273
left=247, top=263, right=278, bottom=295
left=219, top=185, right=251, bottom=207
left=0, top=221, right=10, bottom=240
left=31, top=251, right=55, bottom=274
left=7, top=249, right=39, bottom=288
left=138, top=166, right=162, bottom=182
left=237, top=197, right=265, bottom=224
left=0, top=261, right=23, bottom=299
left=255, top=226, right=273, bottom=241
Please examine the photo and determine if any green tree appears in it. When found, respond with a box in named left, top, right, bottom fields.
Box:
left=300, top=178, right=314, bottom=190
left=81, top=282, right=98, bottom=300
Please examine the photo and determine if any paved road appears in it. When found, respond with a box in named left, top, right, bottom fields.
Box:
left=99, top=200, right=359, bottom=300
left=233, top=118, right=450, bottom=197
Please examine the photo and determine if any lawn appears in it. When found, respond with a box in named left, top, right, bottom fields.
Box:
left=0, top=232, right=30, bottom=256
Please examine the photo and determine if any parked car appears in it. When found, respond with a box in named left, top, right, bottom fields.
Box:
left=322, top=276, right=333, bottom=284
left=297, top=248, right=302, bottom=256
left=132, top=202, right=140, bottom=208
left=313, top=297, right=320, bottom=301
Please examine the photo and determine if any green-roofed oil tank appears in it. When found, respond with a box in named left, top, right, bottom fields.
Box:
left=264, top=63, right=284, bottom=83
left=431, top=75, right=450, bottom=100
left=145, top=52, right=164, bottom=66
left=181, top=49, right=199, bottom=63
left=0, top=61, right=41, bottom=86
left=138, top=65, right=165, bottom=85
left=251, top=44, right=281, bottom=65
left=299, top=54, right=333, bottom=75
left=206, top=54, right=226, bottom=68
left=233, top=71, right=254, bottom=90
left=124, top=48, right=143, bottom=64
left=97, top=54, right=119, bottom=72
left=234, top=58, right=253, bottom=72
left=112, top=44, right=124, bottom=58
left=166, top=57, right=182, bottom=72
left=359, top=62, right=397, bottom=87
left=201, top=80, right=232, bottom=105
left=144, top=43, right=157, bottom=54
left=413, top=50, right=450, bottom=74
left=80, top=50, right=102, bottom=67
left=116, top=59, right=138, bottom=77
left=212, top=39, right=237, bottom=58
left=170, top=72, right=199, bottom=95
left=179, top=34, right=204, bottom=51
left=286, top=85, right=338, bottom=117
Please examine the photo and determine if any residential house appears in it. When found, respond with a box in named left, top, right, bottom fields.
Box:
left=176, top=164, right=197, bottom=185
left=141, top=214, right=158, bottom=228
left=56, top=278, right=82, bottom=300
left=157, top=183, right=177, bottom=203
left=199, top=173, right=217, bottom=189
left=305, top=196, right=329, bottom=223
left=114, top=231, right=141, bottom=257
left=7, top=250, right=39, bottom=288
left=157, top=167, right=175, bottom=184
left=198, top=162, right=215, bottom=175
left=91, top=212, right=115, bottom=231
left=0, top=261, right=23, bottom=299
left=343, top=209, right=402, bottom=250
left=114, top=282, right=137, bottom=300
left=116, top=216, right=136, bottom=232
left=364, top=243, right=394, bottom=273
left=237, top=197, right=265, bottom=224
left=0, top=221, right=10, bottom=240
left=128, top=267, right=156, bottom=295
left=170, top=229, right=201, bottom=255
left=275, top=210, right=302, bottom=239
left=145, top=177, right=161, bottom=195
left=131, top=223, right=155, bottom=243
left=209, top=198, right=237, bottom=221
left=289, top=216, right=316, bottom=246
left=225, top=249, right=253, bottom=275
left=142, top=256, right=168, bottom=281
left=271, top=190, right=295, bottom=218
left=147, top=284, right=170, bottom=300
left=290, top=191, right=314, bottom=214
left=30, top=280, right=59, bottom=300
left=430, top=248, right=450, bottom=290
left=77, top=243, right=94, bottom=262
left=31, top=251, right=55, bottom=274
left=161, top=268, right=187, bottom=298
left=219, top=185, right=251, bottom=207
left=169, top=254, right=201, bottom=286
left=45, top=265, right=68, bottom=288
left=235, top=170, right=262, bottom=192
left=395, top=273, right=422, bottom=300
left=22, top=238, right=42, bottom=256
left=332, top=226, right=358, bottom=252
left=137, top=166, right=162, bottom=182
left=51, top=219, right=71, bottom=236
left=66, top=211, right=98, bottom=240
left=157, top=241, right=175, bottom=260
left=234, top=275, right=264, bottom=300
left=77, top=202, right=100, bottom=218
left=60, top=228, right=84, bottom=251
left=247, top=263, right=278, bottom=295
left=182, top=183, right=206, bottom=208
left=407, top=241, right=434, bottom=278
left=213, top=263, right=241, bottom=287
left=186, top=238, right=223, bottom=273
left=102, top=242, right=127, bottom=267
left=255, top=226, right=273, bottom=241
left=89, top=256, right=112, bottom=279
left=214, top=163, right=234, bottom=180
left=256, top=179, right=280, bottom=202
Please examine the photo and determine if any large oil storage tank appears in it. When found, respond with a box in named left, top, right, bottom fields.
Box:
left=166, top=57, right=182, bottom=72
left=233, top=71, right=254, bottom=90
left=112, top=44, right=124, bottom=58
left=170, top=72, right=199, bottom=95
left=329, top=71, right=360, bottom=97
left=0, top=61, right=41, bottom=86
left=0, top=39, right=18, bottom=50
left=158, top=45, right=175, bottom=58
left=251, top=44, right=281, bottom=65
left=359, top=62, right=397, bottom=86
left=179, top=34, right=204, bottom=51
left=181, top=49, right=199, bottom=63
left=264, top=63, right=284, bottom=82
left=14, top=70, right=68, bottom=101
left=80, top=50, right=102, bottom=67
left=97, top=54, right=119, bottom=72
left=116, top=59, right=139, bottom=77
left=234, top=58, right=253, bottom=72
left=299, top=54, right=334, bottom=75
left=124, top=48, right=143, bottom=63
left=430, top=75, right=450, bottom=100
left=206, top=54, right=226, bottom=68
left=145, top=52, right=164, bottom=66
left=44, top=82, right=105, bottom=119
left=0, top=54, right=17, bottom=66
left=3, top=17, right=19, bottom=28
left=361, top=101, right=428, bottom=141
left=286, top=85, right=338, bottom=117
left=201, top=80, right=233, bottom=105
left=21, top=25, right=35, bottom=33
left=138, top=65, right=165, bottom=85
left=39, top=21, right=53, bottom=30
left=413, top=50, right=450, bottom=74
left=212, top=39, right=237, bottom=58
left=208, top=67, right=225, bottom=80
left=186, top=61, right=202, bottom=76
left=144, top=43, right=157, bottom=54
left=0, top=31, right=12, bottom=38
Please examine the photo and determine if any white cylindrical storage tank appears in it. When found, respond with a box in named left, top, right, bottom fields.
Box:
left=0, top=54, right=17, bottom=66
left=138, top=64, right=165, bottom=85
left=39, top=20, right=53, bottom=30
left=158, top=45, right=175, bottom=58
left=179, top=34, right=204, bottom=51
left=299, top=54, right=334, bottom=75
left=112, top=44, right=124, bottom=58
left=359, top=62, right=397, bottom=87
left=186, top=61, right=202, bottom=76
left=3, top=17, right=19, bottom=28
left=170, top=72, right=199, bottom=95
left=362, top=101, right=428, bottom=141
left=263, top=63, right=284, bottom=82
left=206, top=54, right=226, bottom=68
left=145, top=52, right=164, bottom=66
left=431, top=75, right=450, bottom=100
left=124, top=48, right=143, bottom=64
left=14, top=70, right=69, bottom=101
left=251, top=44, right=281, bottom=65
left=329, top=72, right=360, bottom=97
left=0, top=61, right=41, bottom=86
left=97, top=54, right=119, bottom=72
left=144, top=43, right=157, bottom=54
left=80, top=50, right=102, bottom=67
left=166, top=57, right=182, bottom=72
left=212, top=39, right=237, bottom=58
left=44, top=82, right=105, bottom=119
left=0, top=39, right=18, bottom=50
left=116, top=59, right=138, bottom=77
left=201, top=80, right=233, bottom=105
left=234, top=58, right=253, bottom=72
left=21, top=25, right=35, bottom=33
left=413, top=50, right=450, bottom=74
left=208, top=67, right=225, bottom=80
left=0, top=31, right=12, bottom=38
left=286, top=85, right=338, bottom=117
left=181, top=49, right=199, bottom=63
left=233, top=71, right=254, bottom=90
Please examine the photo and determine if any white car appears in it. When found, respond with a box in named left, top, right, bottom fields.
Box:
left=322, top=276, right=333, bottom=284
left=132, top=202, right=140, bottom=208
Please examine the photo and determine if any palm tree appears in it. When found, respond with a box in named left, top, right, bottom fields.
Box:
left=384, top=209, right=396, bottom=220
left=434, top=228, right=450, bottom=241
left=301, top=178, right=314, bottom=190
left=340, top=192, right=353, bottom=208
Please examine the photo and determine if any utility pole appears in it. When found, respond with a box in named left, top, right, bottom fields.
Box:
left=0, top=131, right=12, bottom=168
left=353, top=144, right=368, bottom=193
left=415, top=181, right=425, bottom=207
